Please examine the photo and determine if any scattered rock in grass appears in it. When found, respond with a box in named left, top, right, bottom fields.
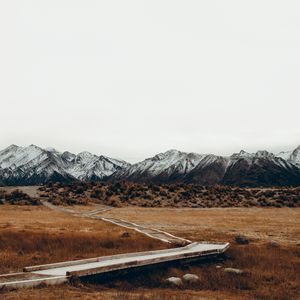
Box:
left=224, top=268, right=244, bottom=275
left=70, top=275, right=84, bottom=288
left=182, top=273, right=200, bottom=283
left=0, top=285, right=14, bottom=292
left=165, top=277, right=183, bottom=287
left=121, top=231, right=130, bottom=238
left=234, top=235, right=249, bottom=244
left=268, top=241, right=279, bottom=248
left=37, top=282, right=48, bottom=289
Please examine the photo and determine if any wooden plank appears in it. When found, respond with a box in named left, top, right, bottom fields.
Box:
left=66, top=247, right=228, bottom=278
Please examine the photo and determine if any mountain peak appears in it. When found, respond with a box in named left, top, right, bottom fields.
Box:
left=77, top=151, right=96, bottom=158
left=239, top=150, right=250, bottom=156
left=45, top=147, right=58, bottom=152
left=255, top=150, right=274, bottom=158
left=231, top=150, right=252, bottom=158
left=8, top=144, right=18, bottom=149
left=164, top=149, right=182, bottom=155
left=2, top=144, right=19, bottom=152
left=27, top=144, right=43, bottom=151
left=294, top=145, right=300, bottom=152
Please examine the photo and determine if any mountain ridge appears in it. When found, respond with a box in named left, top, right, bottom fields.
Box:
left=0, top=144, right=300, bottom=186
left=0, top=145, right=130, bottom=185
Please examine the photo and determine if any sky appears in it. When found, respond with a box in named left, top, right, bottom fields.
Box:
left=0, top=1, right=299, bottom=162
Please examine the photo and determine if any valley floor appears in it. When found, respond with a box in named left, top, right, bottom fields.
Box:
left=101, top=206, right=300, bottom=245
left=0, top=201, right=299, bottom=299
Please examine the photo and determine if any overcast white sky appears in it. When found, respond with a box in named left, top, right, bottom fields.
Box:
left=1, top=1, right=299, bottom=162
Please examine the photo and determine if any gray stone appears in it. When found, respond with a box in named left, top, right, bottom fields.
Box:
left=234, top=235, right=249, bottom=244
left=224, top=268, right=244, bottom=275
left=165, top=277, right=183, bottom=287
left=121, top=231, right=130, bottom=238
left=182, top=273, right=200, bottom=283
left=268, top=241, right=279, bottom=248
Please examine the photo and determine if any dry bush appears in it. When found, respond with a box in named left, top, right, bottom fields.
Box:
left=41, top=182, right=300, bottom=208
left=0, top=189, right=40, bottom=205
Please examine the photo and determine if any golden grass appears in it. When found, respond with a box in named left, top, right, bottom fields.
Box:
left=1, top=286, right=243, bottom=300
left=102, top=207, right=300, bottom=244
left=1, top=204, right=299, bottom=299
left=0, top=205, right=167, bottom=274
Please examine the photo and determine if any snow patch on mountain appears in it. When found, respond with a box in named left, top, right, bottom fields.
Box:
left=277, top=146, right=300, bottom=167
left=117, top=150, right=206, bottom=177
left=0, top=145, right=44, bottom=169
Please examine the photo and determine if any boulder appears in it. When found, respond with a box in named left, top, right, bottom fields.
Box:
left=165, top=277, right=183, bottom=287
left=268, top=241, right=279, bottom=248
left=234, top=235, right=249, bottom=244
left=224, top=268, right=244, bottom=275
left=182, top=273, right=200, bottom=283
left=121, top=231, right=130, bottom=238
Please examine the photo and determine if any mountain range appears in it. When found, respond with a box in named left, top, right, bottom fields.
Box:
left=0, top=144, right=300, bottom=187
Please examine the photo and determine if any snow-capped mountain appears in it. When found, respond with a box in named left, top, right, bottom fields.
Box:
left=111, top=149, right=207, bottom=183
left=111, top=148, right=300, bottom=186
left=277, top=146, right=300, bottom=168
left=0, top=144, right=300, bottom=186
left=222, top=149, right=300, bottom=186
left=65, top=151, right=129, bottom=181
left=0, top=145, right=130, bottom=185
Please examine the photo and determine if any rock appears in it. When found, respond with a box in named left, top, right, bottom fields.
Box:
left=182, top=273, right=200, bottom=283
left=234, top=235, right=249, bottom=244
left=165, top=277, right=183, bottom=287
left=216, top=265, right=222, bottom=269
left=121, top=231, right=130, bottom=238
left=224, top=268, right=244, bottom=275
left=268, top=241, right=279, bottom=248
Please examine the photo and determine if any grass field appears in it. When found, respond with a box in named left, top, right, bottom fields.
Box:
left=102, top=206, right=300, bottom=244
left=0, top=201, right=299, bottom=299
left=0, top=205, right=166, bottom=274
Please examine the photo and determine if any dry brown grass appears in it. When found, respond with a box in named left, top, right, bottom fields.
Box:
left=3, top=242, right=299, bottom=300
left=1, top=286, right=242, bottom=300
left=0, top=205, right=167, bottom=274
left=102, top=207, right=300, bottom=245
left=1, top=203, right=299, bottom=299
left=64, top=241, right=297, bottom=300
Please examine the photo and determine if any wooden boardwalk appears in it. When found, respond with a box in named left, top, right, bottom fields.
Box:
left=0, top=242, right=229, bottom=290
left=42, top=200, right=191, bottom=245
left=0, top=197, right=229, bottom=290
